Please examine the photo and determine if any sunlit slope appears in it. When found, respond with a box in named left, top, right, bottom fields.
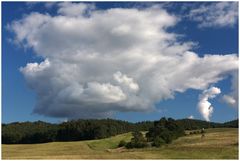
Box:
left=2, top=128, right=238, bottom=159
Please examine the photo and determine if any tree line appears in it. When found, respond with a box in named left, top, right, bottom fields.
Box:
left=2, top=119, right=149, bottom=144
left=2, top=118, right=238, bottom=144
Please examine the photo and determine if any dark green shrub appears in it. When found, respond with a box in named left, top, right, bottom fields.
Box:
left=152, top=136, right=165, bottom=147
left=118, top=140, right=127, bottom=147
left=160, top=130, right=173, bottom=143
left=125, top=142, right=133, bottom=149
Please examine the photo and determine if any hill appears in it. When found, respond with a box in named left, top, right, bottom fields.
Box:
left=223, top=119, right=238, bottom=128
left=2, top=118, right=238, bottom=144
left=2, top=128, right=238, bottom=159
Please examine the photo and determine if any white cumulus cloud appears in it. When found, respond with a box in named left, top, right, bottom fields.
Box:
left=8, top=3, right=239, bottom=119
left=113, top=71, right=139, bottom=92
left=57, top=2, right=95, bottom=17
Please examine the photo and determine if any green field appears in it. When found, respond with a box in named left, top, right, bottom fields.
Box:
left=2, top=128, right=238, bottom=159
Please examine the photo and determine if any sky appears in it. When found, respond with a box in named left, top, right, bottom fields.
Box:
left=2, top=2, right=239, bottom=123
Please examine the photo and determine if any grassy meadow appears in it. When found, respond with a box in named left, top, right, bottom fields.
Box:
left=2, top=128, right=238, bottom=159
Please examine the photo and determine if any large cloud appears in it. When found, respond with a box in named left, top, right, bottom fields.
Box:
left=10, top=3, right=238, bottom=119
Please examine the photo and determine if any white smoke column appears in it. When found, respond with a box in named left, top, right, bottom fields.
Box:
left=188, top=115, right=194, bottom=119
left=198, top=87, right=221, bottom=121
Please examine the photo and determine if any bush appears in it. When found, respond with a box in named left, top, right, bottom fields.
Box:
left=152, top=137, right=165, bottom=147
left=160, top=130, right=173, bottom=144
left=118, top=140, right=127, bottom=147
left=125, top=131, right=148, bottom=149
left=126, top=141, right=147, bottom=149
left=125, top=142, right=133, bottom=149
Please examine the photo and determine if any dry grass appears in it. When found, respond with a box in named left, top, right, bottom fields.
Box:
left=2, top=128, right=238, bottom=159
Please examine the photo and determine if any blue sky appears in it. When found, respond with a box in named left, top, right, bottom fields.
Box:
left=2, top=2, right=238, bottom=123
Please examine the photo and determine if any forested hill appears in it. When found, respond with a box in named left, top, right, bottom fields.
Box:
left=222, top=119, right=238, bottom=128
left=2, top=118, right=238, bottom=144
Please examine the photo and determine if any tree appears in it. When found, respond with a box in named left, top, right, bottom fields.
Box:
left=126, top=131, right=147, bottom=149
left=146, top=118, right=184, bottom=145
left=152, top=136, right=165, bottom=147
left=159, top=130, right=173, bottom=144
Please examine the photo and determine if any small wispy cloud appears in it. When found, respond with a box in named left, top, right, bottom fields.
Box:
left=222, top=71, right=238, bottom=108
left=187, top=2, right=238, bottom=28
left=222, top=95, right=236, bottom=106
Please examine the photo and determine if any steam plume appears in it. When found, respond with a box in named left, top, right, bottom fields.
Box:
left=198, top=87, right=221, bottom=121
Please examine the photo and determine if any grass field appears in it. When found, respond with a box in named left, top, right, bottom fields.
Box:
left=2, top=128, right=238, bottom=159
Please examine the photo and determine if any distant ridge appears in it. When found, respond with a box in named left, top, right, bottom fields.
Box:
left=2, top=118, right=238, bottom=144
